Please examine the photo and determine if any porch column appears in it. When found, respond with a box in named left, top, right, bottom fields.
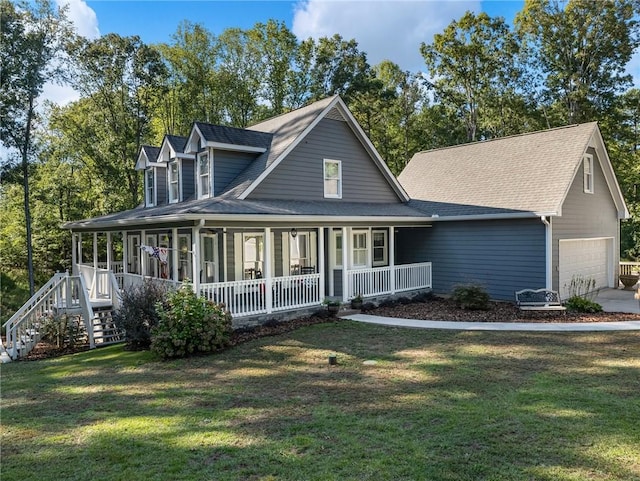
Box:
left=140, top=230, right=147, bottom=277
left=264, top=227, right=273, bottom=314
left=122, top=231, right=128, bottom=275
left=342, top=227, right=349, bottom=303
left=78, top=232, right=83, bottom=267
left=71, top=232, right=77, bottom=275
left=172, top=228, right=179, bottom=282
left=106, top=232, right=112, bottom=271
left=389, top=226, right=395, bottom=294
left=318, top=227, right=325, bottom=302
left=192, top=223, right=202, bottom=294
left=93, top=232, right=98, bottom=269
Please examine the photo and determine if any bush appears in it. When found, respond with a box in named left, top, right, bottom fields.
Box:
left=113, top=280, right=169, bottom=350
left=40, top=314, right=85, bottom=349
left=451, top=284, right=490, bottom=310
left=151, top=285, right=232, bottom=360
left=565, top=296, right=603, bottom=313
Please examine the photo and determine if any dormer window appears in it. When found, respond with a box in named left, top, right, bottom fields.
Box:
left=145, top=169, right=154, bottom=207
left=169, top=160, right=180, bottom=203
left=324, top=159, right=342, bottom=199
left=198, top=152, right=210, bottom=198
left=583, top=154, right=594, bottom=194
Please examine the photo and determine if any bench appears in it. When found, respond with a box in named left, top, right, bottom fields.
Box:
left=515, top=289, right=567, bottom=313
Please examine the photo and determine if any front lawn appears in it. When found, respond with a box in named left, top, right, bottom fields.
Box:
left=2, top=322, right=639, bottom=481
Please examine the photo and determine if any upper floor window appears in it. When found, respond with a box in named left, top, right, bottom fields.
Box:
left=198, top=152, right=210, bottom=198
left=583, top=154, right=594, bottom=194
left=169, top=161, right=180, bottom=203
left=145, top=169, right=154, bottom=207
left=324, top=159, right=342, bottom=199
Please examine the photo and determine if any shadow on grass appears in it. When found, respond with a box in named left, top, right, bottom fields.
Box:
left=2, top=322, right=639, bottom=481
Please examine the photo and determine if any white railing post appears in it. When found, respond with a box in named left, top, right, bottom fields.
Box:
left=318, top=227, right=325, bottom=302
left=264, top=228, right=273, bottom=314
left=71, top=232, right=78, bottom=276
left=389, top=226, right=396, bottom=294
left=342, top=227, right=349, bottom=302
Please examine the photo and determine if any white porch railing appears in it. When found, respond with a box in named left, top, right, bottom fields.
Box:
left=97, top=261, right=124, bottom=273
left=115, top=272, right=181, bottom=292
left=200, top=278, right=267, bottom=317
left=620, top=262, right=640, bottom=276
left=272, top=273, right=321, bottom=312
left=347, top=262, right=432, bottom=299
left=3, top=273, right=95, bottom=360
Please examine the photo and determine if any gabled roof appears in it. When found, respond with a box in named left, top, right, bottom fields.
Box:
left=399, top=122, right=629, bottom=219
left=186, top=123, right=272, bottom=154
left=157, top=134, right=192, bottom=163
left=223, top=95, right=408, bottom=202
left=135, top=145, right=161, bottom=170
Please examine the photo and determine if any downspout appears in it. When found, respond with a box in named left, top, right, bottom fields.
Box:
left=540, top=216, right=552, bottom=290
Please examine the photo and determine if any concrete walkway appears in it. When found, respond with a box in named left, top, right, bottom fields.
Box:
left=342, top=288, right=640, bottom=332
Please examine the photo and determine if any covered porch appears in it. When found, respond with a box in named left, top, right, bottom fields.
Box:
left=71, top=222, right=432, bottom=318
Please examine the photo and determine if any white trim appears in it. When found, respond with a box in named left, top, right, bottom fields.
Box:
left=145, top=168, right=156, bottom=207
left=185, top=124, right=205, bottom=155
left=323, top=159, right=342, bottom=199
left=583, top=153, right=594, bottom=194
left=372, top=229, right=388, bottom=267
left=541, top=216, right=552, bottom=289
left=204, top=141, right=266, bottom=153
left=351, top=228, right=370, bottom=269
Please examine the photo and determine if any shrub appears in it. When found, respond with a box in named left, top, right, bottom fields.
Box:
left=565, top=296, right=603, bottom=313
left=151, top=285, right=232, bottom=360
left=451, top=284, right=490, bottom=310
left=40, top=313, right=84, bottom=349
left=565, top=275, right=596, bottom=300
left=113, top=280, right=169, bottom=350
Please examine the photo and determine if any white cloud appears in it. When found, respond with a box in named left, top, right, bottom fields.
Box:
left=39, top=0, right=100, bottom=108
left=292, top=0, right=480, bottom=73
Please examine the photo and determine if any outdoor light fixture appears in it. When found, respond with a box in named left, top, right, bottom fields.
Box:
left=290, top=228, right=297, bottom=238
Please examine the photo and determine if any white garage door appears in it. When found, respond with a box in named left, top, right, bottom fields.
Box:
left=559, top=238, right=613, bottom=298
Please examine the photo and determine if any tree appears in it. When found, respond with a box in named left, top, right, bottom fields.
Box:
left=66, top=34, right=168, bottom=209
left=516, top=0, right=640, bottom=125
left=420, top=11, right=529, bottom=142
left=0, top=0, right=72, bottom=294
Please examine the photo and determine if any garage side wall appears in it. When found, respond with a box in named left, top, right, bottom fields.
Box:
left=552, top=147, right=619, bottom=292
left=396, top=219, right=546, bottom=301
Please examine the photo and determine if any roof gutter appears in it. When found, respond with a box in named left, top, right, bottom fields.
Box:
left=425, top=211, right=557, bottom=222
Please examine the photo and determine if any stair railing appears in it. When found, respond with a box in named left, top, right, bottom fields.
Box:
left=3, top=273, right=69, bottom=360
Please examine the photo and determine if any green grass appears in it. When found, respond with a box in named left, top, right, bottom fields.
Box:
left=2, top=322, right=640, bottom=481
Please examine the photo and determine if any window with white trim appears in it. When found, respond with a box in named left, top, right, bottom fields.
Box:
left=324, top=159, right=342, bottom=198
left=334, top=231, right=343, bottom=268
left=352, top=230, right=368, bottom=268
left=583, top=154, right=594, bottom=194
left=168, top=161, right=180, bottom=203
left=145, top=169, right=154, bottom=207
left=198, top=152, right=210, bottom=198
left=372, top=230, right=388, bottom=266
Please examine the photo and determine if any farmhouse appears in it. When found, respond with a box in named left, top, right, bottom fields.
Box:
left=3, top=95, right=629, bottom=359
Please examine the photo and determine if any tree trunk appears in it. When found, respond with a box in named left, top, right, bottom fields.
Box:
left=22, top=93, right=36, bottom=296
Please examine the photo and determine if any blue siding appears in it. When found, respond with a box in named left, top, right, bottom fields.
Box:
left=397, top=220, right=546, bottom=301
left=155, top=166, right=167, bottom=206
left=182, top=159, right=195, bottom=201
left=214, top=150, right=256, bottom=196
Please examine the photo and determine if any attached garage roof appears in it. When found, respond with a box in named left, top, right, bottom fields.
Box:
left=399, top=123, right=628, bottom=219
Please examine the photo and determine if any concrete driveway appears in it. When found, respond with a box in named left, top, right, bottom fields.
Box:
left=595, top=288, right=640, bottom=314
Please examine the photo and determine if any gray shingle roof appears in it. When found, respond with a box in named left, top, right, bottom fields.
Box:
left=165, top=135, right=187, bottom=153
left=64, top=197, right=426, bottom=230
left=194, top=123, right=272, bottom=149
left=140, top=145, right=160, bottom=162
left=399, top=123, right=598, bottom=216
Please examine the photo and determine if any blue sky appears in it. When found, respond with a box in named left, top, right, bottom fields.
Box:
left=42, top=0, right=640, bottom=106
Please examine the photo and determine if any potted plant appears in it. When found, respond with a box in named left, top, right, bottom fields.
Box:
left=351, top=294, right=363, bottom=310
left=324, top=298, right=341, bottom=316
left=620, top=273, right=639, bottom=290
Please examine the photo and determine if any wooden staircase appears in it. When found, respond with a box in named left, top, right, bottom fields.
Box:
left=2, top=271, right=123, bottom=361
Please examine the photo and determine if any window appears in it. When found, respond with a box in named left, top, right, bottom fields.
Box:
left=201, top=234, right=218, bottom=283
left=583, top=154, right=594, bottom=194
left=324, top=159, right=342, bottom=198
left=169, top=161, right=180, bottom=203
left=178, top=233, right=191, bottom=281
left=145, top=169, right=154, bottom=207
left=334, top=231, right=343, bottom=267
left=372, top=230, right=388, bottom=266
left=290, top=232, right=311, bottom=274
left=352, top=231, right=368, bottom=268
left=198, top=152, right=210, bottom=198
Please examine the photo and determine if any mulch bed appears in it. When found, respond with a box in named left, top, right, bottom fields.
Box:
left=368, top=295, right=640, bottom=323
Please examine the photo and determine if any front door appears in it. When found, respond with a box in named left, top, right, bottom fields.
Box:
left=201, top=233, right=219, bottom=283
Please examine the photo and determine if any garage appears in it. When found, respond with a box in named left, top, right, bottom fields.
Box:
left=559, top=238, right=614, bottom=298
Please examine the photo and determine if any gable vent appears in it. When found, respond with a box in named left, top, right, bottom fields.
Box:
left=325, top=107, right=346, bottom=122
